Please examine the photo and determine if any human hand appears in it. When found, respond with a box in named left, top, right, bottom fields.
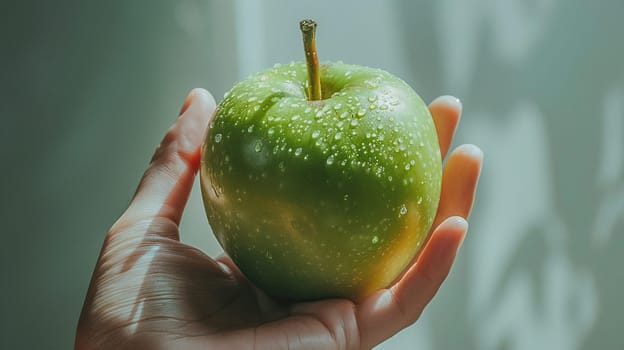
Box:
left=76, top=89, right=482, bottom=350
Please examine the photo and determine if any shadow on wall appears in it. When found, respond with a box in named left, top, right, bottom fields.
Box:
left=388, top=0, right=624, bottom=349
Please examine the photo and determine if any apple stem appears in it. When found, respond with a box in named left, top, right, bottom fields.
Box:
left=300, top=19, right=322, bottom=101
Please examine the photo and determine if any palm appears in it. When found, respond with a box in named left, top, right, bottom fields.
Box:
left=77, top=90, right=482, bottom=350
left=79, top=220, right=359, bottom=349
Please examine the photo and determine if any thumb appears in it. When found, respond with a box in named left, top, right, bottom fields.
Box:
left=120, top=88, right=216, bottom=230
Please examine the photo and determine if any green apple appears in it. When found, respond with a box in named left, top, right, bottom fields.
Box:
left=200, top=20, right=441, bottom=301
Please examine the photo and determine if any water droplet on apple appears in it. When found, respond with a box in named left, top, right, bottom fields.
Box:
left=357, top=109, right=367, bottom=118
left=292, top=114, right=300, bottom=121
left=371, top=236, right=379, bottom=244
left=339, top=111, right=349, bottom=119
left=350, top=119, right=359, bottom=127
left=294, top=147, right=302, bottom=156
left=211, top=183, right=220, bottom=198
left=380, top=104, right=388, bottom=110
left=369, top=103, right=377, bottom=110
left=247, top=96, right=258, bottom=102
left=343, top=194, right=349, bottom=201
left=334, top=103, right=342, bottom=110
left=278, top=161, right=286, bottom=172
left=417, top=197, right=423, bottom=204
left=315, top=110, right=324, bottom=119
left=254, top=140, right=263, bottom=152
left=399, top=204, right=407, bottom=215
left=214, top=133, right=223, bottom=143
left=268, top=127, right=275, bottom=136
left=366, top=80, right=378, bottom=89
left=404, top=163, right=411, bottom=170
left=334, top=132, right=343, bottom=140
left=326, top=154, right=335, bottom=165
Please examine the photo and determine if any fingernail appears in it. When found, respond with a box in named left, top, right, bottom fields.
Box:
left=217, top=261, right=233, bottom=275
left=446, top=216, right=468, bottom=249
left=436, top=95, right=462, bottom=113
left=458, top=222, right=468, bottom=249
left=447, top=215, right=468, bottom=230
left=178, top=89, right=196, bottom=117
left=456, top=144, right=483, bottom=161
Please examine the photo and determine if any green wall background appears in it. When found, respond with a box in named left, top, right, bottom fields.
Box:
left=2, top=1, right=623, bottom=349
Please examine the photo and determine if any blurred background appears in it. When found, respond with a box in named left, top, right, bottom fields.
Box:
left=2, top=0, right=623, bottom=349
